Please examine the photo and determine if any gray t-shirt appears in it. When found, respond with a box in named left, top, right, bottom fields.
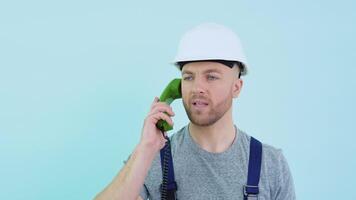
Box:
left=138, top=125, right=296, bottom=200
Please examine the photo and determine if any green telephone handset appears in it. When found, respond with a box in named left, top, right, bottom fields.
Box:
left=156, top=78, right=182, bottom=132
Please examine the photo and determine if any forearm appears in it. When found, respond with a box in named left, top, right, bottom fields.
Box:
left=95, top=142, right=157, bottom=200
left=95, top=96, right=172, bottom=200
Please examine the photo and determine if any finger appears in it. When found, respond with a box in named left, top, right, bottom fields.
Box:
left=151, top=101, right=170, bottom=110
left=150, top=101, right=174, bottom=114
left=150, top=112, right=174, bottom=126
left=149, top=105, right=175, bottom=116
left=151, top=97, right=159, bottom=106
left=152, top=112, right=173, bottom=126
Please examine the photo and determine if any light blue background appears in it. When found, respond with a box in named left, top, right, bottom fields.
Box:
left=1, top=0, right=355, bottom=199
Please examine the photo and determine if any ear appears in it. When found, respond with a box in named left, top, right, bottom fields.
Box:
left=232, top=78, right=243, bottom=98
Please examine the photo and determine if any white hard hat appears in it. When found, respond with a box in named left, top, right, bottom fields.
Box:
left=173, top=22, right=248, bottom=76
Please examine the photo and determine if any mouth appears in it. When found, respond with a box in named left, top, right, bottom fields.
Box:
left=192, top=99, right=209, bottom=108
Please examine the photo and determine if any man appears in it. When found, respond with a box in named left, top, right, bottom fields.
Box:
left=95, top=23, right=296, bottom=200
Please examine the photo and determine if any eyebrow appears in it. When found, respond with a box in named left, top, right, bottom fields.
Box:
left=182, top=69, right=223, bottom=75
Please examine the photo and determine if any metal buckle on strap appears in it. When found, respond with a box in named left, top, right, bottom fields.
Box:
left=245, top=195, right=258, bottom=200
left=243, top=185, right=259, bottom=200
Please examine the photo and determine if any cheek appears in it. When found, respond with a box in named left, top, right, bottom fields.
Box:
left=214, top=90, right=229, bottom=103
left=181, top=85, right=190, bottom=102
left=213, top=84, right=233, bottom=100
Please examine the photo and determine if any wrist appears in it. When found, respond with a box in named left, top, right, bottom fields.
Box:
left=136, top=141, right=160, bottom=159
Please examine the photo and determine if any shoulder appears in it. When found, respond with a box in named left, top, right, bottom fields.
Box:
left=261, top=142, right=285, bottom=166
left=259, top=139, right=290, bottom=177
left=169, top=126, right=186, bottom=147
left=239, top=129, right=285, bottom=162
left=252, top=136, right=295, bottom=198
left=239, top=129, right=290, bottom=176
left=245, top=130, right=294, bottom=193
left=241, top=129, right=295, bottom=195
left=164, top=125, right=189, bottom=157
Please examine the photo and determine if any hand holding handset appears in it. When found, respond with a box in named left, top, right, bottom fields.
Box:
left=156, top=78, right=182, bottom=132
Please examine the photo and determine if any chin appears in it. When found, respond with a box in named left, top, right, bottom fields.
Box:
left=188, top=112, right=215, bottom=126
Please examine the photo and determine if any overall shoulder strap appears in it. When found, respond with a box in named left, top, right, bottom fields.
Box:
left=244, top=136, right=263, bottom=200
left=160, top=138, right=177, bottom=200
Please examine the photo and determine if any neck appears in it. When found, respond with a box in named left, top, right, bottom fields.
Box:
left=189, top=107, right=236, bottom=153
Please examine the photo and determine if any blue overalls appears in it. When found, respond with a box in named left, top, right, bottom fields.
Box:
left=159, top=136, right=262, bottom=200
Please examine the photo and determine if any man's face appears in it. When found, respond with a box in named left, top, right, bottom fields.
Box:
left=181, top=61, right=243, bottom=126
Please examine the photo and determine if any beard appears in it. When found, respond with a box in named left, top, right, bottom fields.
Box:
left=182, top=93, right=233, bottom=126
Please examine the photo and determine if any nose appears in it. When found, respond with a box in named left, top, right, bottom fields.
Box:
left=191, top=77, right=207, bottom=94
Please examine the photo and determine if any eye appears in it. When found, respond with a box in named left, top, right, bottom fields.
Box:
left=207, top=74, right=218, bottom=80
left=183, top=76, right=193, bottom=81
